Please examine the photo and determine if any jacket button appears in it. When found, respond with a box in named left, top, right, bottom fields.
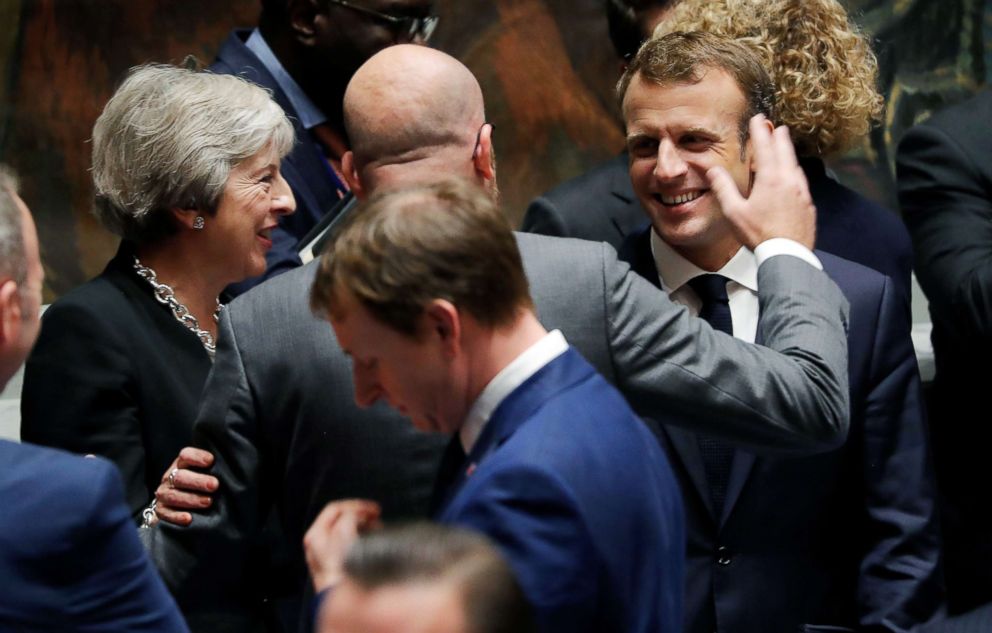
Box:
left=716, top=546, right=732, bottom=566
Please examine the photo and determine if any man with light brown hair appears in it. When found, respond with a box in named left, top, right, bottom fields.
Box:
left=307, top=177, right=686, bottom=633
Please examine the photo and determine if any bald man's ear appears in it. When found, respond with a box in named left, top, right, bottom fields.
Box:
left=341, top=151, right=366, bottom=200
left=0, top=278, right=21, bottom=348
left=287, top=0, right=321, bottom=45
left=472, top=123, right=496, bottom=184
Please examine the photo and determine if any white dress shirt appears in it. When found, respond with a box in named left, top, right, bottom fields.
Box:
left=459, top=330, right=569, bottom=454
left=649, top=231, right=762, bottom=342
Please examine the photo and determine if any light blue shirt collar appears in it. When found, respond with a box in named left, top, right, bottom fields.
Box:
left=245, top=29, right=327, bottom=130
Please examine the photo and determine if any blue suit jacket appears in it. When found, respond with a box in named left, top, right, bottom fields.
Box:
left=0, top=440, right=188, bottom=632
left=434, top=348, right=685, bottom=633
left=619, top=228, right=941, bottom=632
left=210, top=30, right=347, bottom=295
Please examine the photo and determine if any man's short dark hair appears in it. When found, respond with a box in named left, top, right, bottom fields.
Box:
left=344, top=523, right=535, bottom=633
left=618, top=31, right=775, bottom=152
left=606, top=0, right=677, bottom=61
left=311, top=179, right=533, bottom=337
left=0, top=165, right=27, bottom=288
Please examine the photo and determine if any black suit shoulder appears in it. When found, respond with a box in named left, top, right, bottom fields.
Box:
left=804, top=159, right=913, bottom=306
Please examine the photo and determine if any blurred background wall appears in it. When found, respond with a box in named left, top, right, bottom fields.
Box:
left=0, top=0, right=988, bottom=300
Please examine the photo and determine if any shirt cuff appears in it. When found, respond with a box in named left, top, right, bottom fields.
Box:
left=754, top=238, right=822, bottom=271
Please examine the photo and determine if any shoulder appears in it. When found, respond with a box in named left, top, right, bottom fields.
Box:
left=208, top=29, right=262, bottom=79
left=899, top=91, right=992, bottom=165
left=918, top=90, right=992, bottom=139
left=514, top=231, right=608, bottom=258
left=0, top=441, right=123, bottom=530
left=540, top=155, right=631, bottom=207
left=817, top=251, right=887, bottom=300
left=226, top=259, right=317, bottom=322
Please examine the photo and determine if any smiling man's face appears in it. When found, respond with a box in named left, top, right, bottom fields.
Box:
left=623, top=68, right=753, bottom=267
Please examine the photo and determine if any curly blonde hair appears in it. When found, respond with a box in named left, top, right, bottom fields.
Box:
left=654, top=0, right=883, bottom=157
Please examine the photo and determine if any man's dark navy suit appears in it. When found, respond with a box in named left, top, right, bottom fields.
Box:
left=0, top=440, right=188, bottom=632
left=619, top=228, right=941, bottom=633
left=210, top=30, right=345, bottom=293
left=434, top=347, right=685, bottom=633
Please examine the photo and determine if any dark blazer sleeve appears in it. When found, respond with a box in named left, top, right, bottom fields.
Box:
left=857, top=275, right=942, bottom=631
left=897, top=118, right=992, bottom=339
left=20, top=300, right=147, bottom=517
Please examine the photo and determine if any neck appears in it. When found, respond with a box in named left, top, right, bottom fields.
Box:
left=673, top=235, right=743, bottom=272
left=463, top=310, right=547, bottom=408
left=134, top=238, right=223, bottom=334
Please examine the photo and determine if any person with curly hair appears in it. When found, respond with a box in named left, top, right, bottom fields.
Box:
left=655, top=0, right=914, bottom=308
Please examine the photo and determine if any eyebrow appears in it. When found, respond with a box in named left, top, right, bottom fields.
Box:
left=625, top=132, right=654, bottom=144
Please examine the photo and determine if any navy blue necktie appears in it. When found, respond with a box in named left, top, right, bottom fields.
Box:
left=686, top=274, right=736, bottom=515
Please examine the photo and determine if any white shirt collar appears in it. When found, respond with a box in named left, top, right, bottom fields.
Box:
left=649, top=229, right=758, bottom=293
left=245, top=29, right=327, bottom=130
left=459, top=330, right=569, bottom=454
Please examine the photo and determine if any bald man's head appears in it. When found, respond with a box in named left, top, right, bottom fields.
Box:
left=342, top=45, right=493, bottom=196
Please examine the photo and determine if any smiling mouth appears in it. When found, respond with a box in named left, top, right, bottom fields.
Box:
left=256, top=227, right=274, bottom=242
left=657, top=190, right=706, bottom=206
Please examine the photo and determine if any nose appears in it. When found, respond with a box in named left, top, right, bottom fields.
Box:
left=654, top=140, right=688, bottom=181
left=271, top=173, right=296, bottom=216
left=352, top=362, right=383, bottom=408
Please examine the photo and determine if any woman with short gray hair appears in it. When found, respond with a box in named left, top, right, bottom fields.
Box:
left=20, top=63, right=296, bottom=523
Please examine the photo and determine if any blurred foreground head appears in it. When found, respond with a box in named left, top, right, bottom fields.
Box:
left=0, top=165, right=43, bottom=389
left=318, top=523, right=534, bottom=633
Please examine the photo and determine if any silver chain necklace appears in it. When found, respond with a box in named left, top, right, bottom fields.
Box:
left=132, top=256, right=221, bottom=359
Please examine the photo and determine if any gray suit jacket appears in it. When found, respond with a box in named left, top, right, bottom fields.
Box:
left=151, top=232, right=849, bottom=628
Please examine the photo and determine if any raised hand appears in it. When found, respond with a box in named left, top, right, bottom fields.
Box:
left=707, top=115, right=816, bottom=250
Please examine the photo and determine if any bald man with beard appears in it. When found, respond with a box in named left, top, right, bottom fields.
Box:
left=148, top=44, right=849, bottom=631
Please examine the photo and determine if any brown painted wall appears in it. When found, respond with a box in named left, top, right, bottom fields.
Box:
left=0, top=0, right=988, bottom=298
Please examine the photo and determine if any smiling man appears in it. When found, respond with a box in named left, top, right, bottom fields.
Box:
left=617, top=32, right=940, bottom=633
left=310, top=178, right=686, bottom=633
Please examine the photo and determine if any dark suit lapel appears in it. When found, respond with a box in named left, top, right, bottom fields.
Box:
left=617, top=226, right=659, bottom=288
left=607, top=153, right=649, bottom=242
left=718, top=320, right=767, bottom=525
left=664, top=424, right=719, bottom=520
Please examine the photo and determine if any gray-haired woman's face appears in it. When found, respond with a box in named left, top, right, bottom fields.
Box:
left=199, top=144, right=295, bottom=284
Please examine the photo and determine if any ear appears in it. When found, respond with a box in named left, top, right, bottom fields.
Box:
left=170, top=207, right=201, bottom=231
left=342, top=151, right=366, bottom=200
left=745, top=117, right=775, bottom=168
left=424, top=299, right=461, bottom=359
left=472, top=123, right=496, bottom=185
left=287, top=0, right=321, bottom=45
left=0, top=279, right=21, bottom=347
